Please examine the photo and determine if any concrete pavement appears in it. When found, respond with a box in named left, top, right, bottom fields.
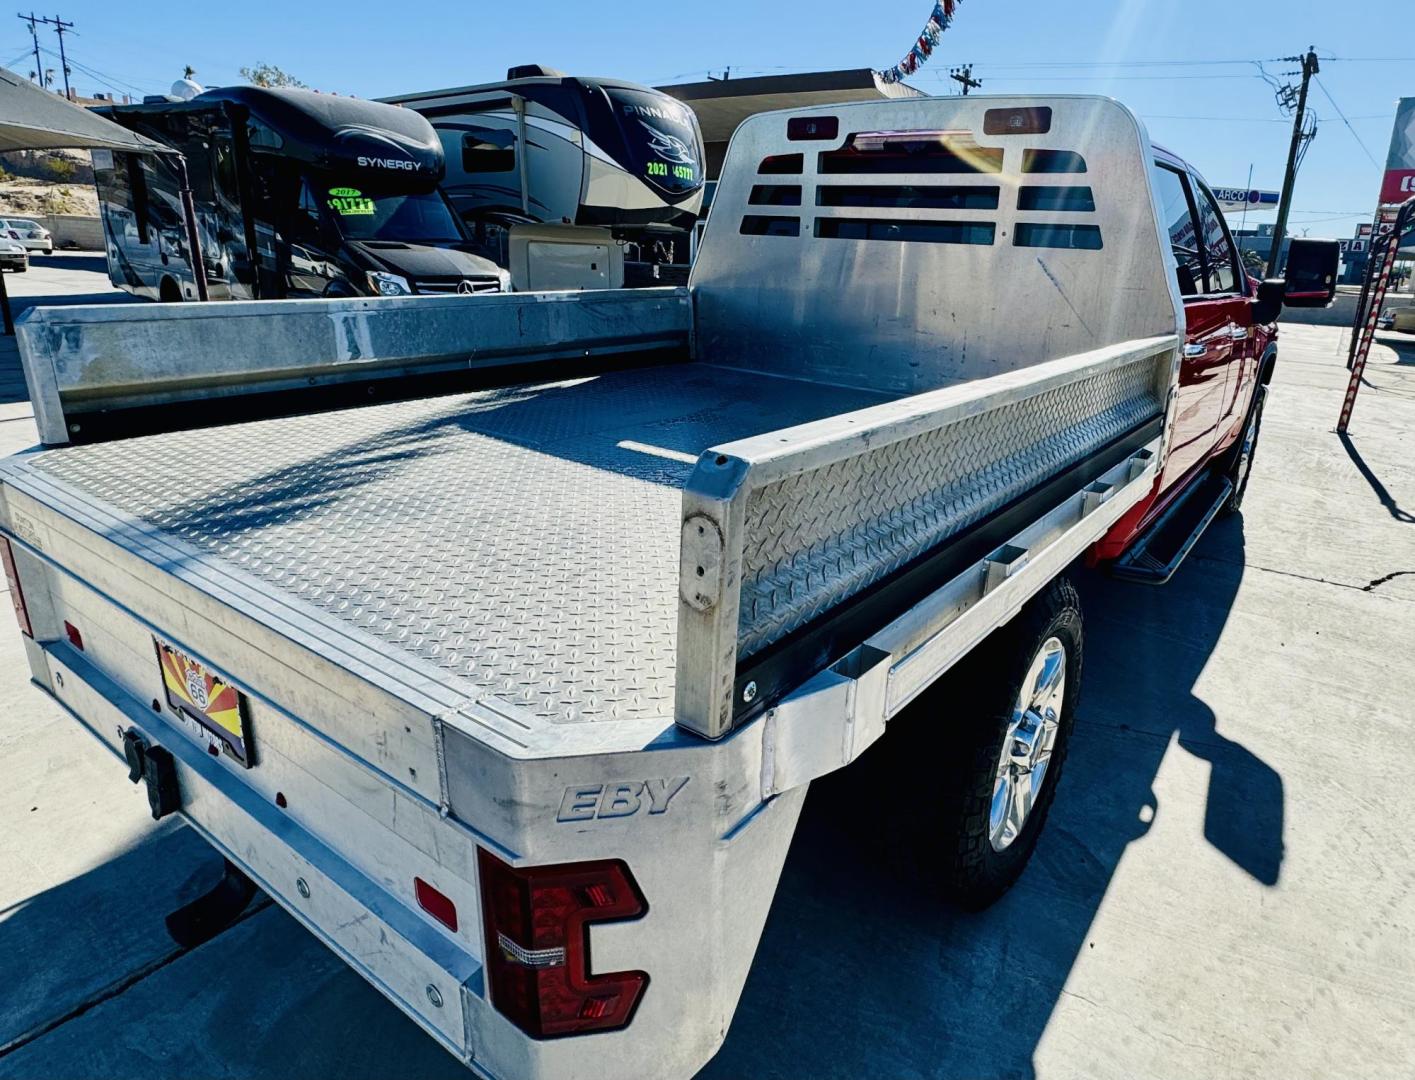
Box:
left=0, top=319, right=1412, bottom=1078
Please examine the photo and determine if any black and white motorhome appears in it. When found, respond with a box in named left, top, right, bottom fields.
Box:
left=93, top=86, right=506, bottom=302
left=382, top=67, right=706, bottom=277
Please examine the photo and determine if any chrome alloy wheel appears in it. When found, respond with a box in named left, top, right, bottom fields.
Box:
left=989, top=636, right=1066, bottom=852
left=1234, top=389, right=1262, bottom=492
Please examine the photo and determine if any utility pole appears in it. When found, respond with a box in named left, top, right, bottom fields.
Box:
left=949, top=63, right=982, bottom=95
left=38, top=13, right=73, bottom=99
left=1266, top=47, right=1319, bottom=275
left=17, top=12, right=42, bottom=86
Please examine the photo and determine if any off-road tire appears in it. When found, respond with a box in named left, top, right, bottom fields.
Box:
left=890, top=577, right=1084, bottom=911
left=1221, top=384, right=1267, bottom=516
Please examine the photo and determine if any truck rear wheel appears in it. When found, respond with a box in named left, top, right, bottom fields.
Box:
left=897, top=577, right=1083, bottom=910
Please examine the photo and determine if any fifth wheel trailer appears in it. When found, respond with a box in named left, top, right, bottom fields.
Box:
left=383, top=66, right=706, bottom=283
left=1, top=95, right=1323, bottom=1079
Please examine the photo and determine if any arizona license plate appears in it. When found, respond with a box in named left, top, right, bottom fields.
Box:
left=154, top=638, right=254, bottom=767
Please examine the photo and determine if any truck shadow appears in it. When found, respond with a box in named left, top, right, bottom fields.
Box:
left=703, top=518, right=1284, bottom=1079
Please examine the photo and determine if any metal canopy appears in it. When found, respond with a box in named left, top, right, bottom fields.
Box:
left=659, top=69, right=923, bottom=148
left=0, top=66, right=164, bottom=153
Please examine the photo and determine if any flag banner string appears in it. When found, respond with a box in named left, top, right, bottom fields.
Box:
left=876, top=0, right=960, bottom=85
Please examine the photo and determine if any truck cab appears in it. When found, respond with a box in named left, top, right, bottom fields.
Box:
left=1092, top=145, right=1280, bottom=571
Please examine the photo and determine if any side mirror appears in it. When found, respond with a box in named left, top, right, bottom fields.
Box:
left=1282, top=238, right=1340, bottom=308
left=1253, top=278, right=1285, bottom=325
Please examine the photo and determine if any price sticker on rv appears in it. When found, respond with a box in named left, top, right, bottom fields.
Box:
left=327, top=187, right=375, bottom=216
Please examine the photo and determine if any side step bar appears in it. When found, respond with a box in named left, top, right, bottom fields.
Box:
left=1111, top=472, right=1233, bottom=584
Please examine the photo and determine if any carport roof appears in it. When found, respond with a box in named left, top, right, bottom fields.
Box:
left=0, top=66, right=164, bottom=153
left=658, top=68, right=924, bottom=146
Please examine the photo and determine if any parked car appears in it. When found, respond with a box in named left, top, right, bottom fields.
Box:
left=2, top=218, right=52, bottom=254
left=1394, top=308, right=1415, bottom=333
left=0, top=237, right=28, bottom=271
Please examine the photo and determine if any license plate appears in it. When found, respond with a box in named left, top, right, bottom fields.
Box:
left=154, top=638, right=254, bottom=767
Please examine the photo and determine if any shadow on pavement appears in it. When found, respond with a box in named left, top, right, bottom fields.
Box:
left=704, top=515, right=1283, bottom=1079
left=0, top=824, right=464, bottom=1080
left=1338, top=431, right=1414, bottom=524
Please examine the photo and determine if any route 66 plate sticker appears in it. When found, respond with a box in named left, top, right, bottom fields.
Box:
left=154, top=637, right=254, bottom=767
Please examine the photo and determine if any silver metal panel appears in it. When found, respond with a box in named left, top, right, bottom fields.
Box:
left=754, top=435, right=1162, bottom=784
left=691, top=95, right=1184, bottom=394
left=675, top=336, right=1176, bottom=737
left=27, top=364, right=890, bottom=727
left=15, top=287, right=691, bottom=445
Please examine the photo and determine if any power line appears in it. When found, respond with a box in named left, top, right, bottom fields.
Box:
left=950, top=54, right=1415, bottom=72
left=36, top=44, right=158, bottom=97
left=1313, top=76, right=1383, bottom=169
left=1143, top=114, right=1290, bottom=123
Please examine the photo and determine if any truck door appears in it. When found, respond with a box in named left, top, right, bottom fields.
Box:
left=1190, top=177, right=1253, bottom=435
left=1153, top=163, right=1227, bottom=487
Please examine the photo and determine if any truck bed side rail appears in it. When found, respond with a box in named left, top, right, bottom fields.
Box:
left=16, top=287, right=692, bottom=445
left=675, top=335, right=1177, bottom=739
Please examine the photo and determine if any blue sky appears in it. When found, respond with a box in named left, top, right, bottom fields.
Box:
left=8, top=0, right=1411, bottom=240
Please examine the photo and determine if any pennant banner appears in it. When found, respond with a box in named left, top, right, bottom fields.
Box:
left=877, top=0, right=961, bottom=85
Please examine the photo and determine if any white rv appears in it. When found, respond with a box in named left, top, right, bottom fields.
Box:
left=383, top=66, right=705, bottom=281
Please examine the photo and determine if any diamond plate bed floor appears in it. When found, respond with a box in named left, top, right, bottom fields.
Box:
left=30, top=362, right=893, bottom=725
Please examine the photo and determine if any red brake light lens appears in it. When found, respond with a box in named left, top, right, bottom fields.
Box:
left=414, top=876, right=458, bottom=933
left=477, top=848, right=648, bottom=1038
left=1, top=537, right=33, bottom=638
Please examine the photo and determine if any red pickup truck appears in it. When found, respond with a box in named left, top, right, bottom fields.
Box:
left=1093, top=145, right=1330, bottom=579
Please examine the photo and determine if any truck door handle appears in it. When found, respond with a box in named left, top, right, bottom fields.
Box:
left=1183, top=343, right=1207, bottom=358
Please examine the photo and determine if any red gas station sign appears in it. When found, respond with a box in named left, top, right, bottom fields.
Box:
left=1379, top=98, right=1415, bottom=207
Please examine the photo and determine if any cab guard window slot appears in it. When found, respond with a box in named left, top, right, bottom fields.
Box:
left=984, top=106, right=1053, bottom=135
left=814, top=218, right=996, bottom=245
left=819, top=133, right=1003, bottom=175
left=817, top=184, right=999, bottom=210
left=1022, top=149, right=1088, bottom=174
left=758, top=153, right=804, bottom=175
left=1014, top=222, right=1103, bottom=250
left=740, top=215, right=801, bottom=237
left=1017, top=186, right=1096, bottom=212
left=787, top=116, right=839, bottom=141
left=749, top=185, right=803, bottom=207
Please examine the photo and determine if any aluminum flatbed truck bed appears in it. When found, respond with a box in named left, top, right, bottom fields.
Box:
left=1, top=96, right=1184, bottom=1079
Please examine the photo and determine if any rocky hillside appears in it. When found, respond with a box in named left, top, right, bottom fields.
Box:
left=0, top=148, right=98, bottom=218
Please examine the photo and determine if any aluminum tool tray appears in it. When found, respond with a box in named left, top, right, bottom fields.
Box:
left=10, top=360, right=893, bottom=732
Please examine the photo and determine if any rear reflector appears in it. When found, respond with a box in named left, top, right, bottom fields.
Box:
left=414, top=876, right=458, bottom=933
left=477, top=849, right=648, bottom=1038
left=1, top=537, right=33, bottom=638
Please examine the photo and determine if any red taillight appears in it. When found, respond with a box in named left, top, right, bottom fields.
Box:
left=477, top=849, right=648, bottom=1038
left=415, top=876, right=458, bottom=933
left=1, top=537, right=33, bottom=638
left=64, top=620, right=84, bottom=651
